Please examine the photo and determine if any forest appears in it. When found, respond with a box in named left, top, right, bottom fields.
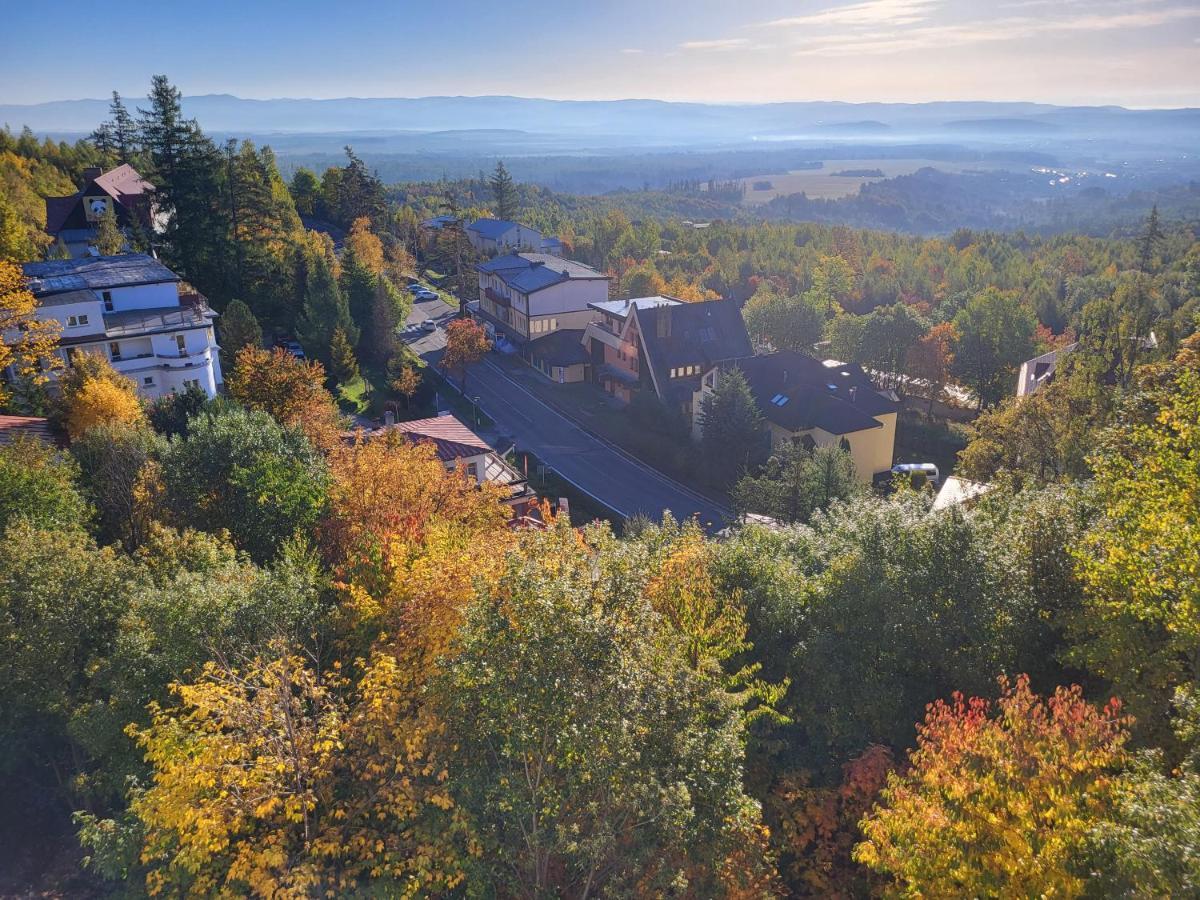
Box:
left=1, top=75, right=1199, bottom=897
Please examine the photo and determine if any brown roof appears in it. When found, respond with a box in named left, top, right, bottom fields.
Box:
left=375, top=415, right=493, bottom=462
left=92, top=164, right=154, bottom=204
left=0, top=416, right=58, bottom=446
left=44, top=195, right=78, bottom=235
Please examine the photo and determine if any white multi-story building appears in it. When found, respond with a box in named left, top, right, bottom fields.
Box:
left=20, top=254, right=223, bottom=399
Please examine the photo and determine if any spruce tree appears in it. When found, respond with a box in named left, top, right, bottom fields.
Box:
left=296, top=245, right=357, bottom=365
left=109, top=91, right=137, bottom=164
left=489, top=161, right=519, bottom=221
left=330, top=326, right=359, bottom=384
left=93, top=206, right=125, bottom=256
left=698, top=367, right=769, bottom=487
left=1137, top=204, right=1164, bottom=274
left=218, top=299, right=263, bottom=371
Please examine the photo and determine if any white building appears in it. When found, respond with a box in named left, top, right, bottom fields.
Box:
left=20, top=254, right=223, bottom=399
left=474, top=252, right=610, bottom=349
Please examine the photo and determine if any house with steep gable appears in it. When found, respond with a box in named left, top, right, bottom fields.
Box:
left=44, top=165, right=157, bottom=258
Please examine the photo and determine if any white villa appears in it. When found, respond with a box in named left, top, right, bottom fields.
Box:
left=20, top=254, right=223, bottom=399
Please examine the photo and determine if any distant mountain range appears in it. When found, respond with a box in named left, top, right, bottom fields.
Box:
left=3, top=94, right=1198, bottom=149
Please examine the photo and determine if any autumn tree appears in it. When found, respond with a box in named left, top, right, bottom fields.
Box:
left=71, top=423, right=168, bottom=550
left=0, top=258, right=61, bottom=407
left=855, top=675, right=1128, bottom=898
left=0, top=437, right=89, bottom=534
left=390, top=363, right=421, bottom=410
left=441, top=317, right=490, bottom=392
left=329, top=326, right=359, bottom=384
left=1067, top=341, right=1200, bottom=745
left=905, top=320, right=955, bottom=413
left=226, top=345, right=344, bottom=451
left=344, top=217, right=384, bottom=274
left=58, top=353, right=146, bottom=439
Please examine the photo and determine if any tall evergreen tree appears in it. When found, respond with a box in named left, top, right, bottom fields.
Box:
left=698, top=367, right=769, bottom=487
left=1137, top=204, right=1164, bottom=274
left=489, top=160, right=518, bottom=221
left=108, top=91, right=137, bottom=164
left=297, top=244, right=357, bottom=365
left=218, top=299, right=263, bottom=371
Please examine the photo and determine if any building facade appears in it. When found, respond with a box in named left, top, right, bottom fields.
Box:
left=474, top=252, right=610, bottom=356
left=20, top=254, right=223, bottom=399
left=44, top=165, right=157, bottom=258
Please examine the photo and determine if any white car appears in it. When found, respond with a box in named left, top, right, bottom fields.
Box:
left=420, top=319, right=438, bottom=332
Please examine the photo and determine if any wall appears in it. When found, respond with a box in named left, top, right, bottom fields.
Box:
left=108, top=282, right=179, bottom=311
left=528, top=279, right=610, bottom=317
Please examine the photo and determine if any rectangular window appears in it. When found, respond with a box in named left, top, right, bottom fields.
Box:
left=175, top=334, right=187, bottom=356
left=466, top=463, right=478, bottom=480
left=183, top=378, right=199, bottom=389
left=142, top=376, right=154, bottom=386
left=66, top=314, right=89, bottom=327
left=108, top=341, right=121, bottom=361
left=102, top=291, right=114, bottom=312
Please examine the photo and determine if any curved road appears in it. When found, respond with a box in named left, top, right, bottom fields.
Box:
left=402, top=295, right=731, bottom=529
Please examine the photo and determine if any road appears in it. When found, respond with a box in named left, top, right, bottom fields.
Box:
left=400, top=294, right=731, bottom=529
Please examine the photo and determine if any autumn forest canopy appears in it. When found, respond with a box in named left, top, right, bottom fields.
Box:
left=1, top=75, right=1199, bottom=896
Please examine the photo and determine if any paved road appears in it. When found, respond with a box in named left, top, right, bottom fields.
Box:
left=399, top=296, right=731, bottom=529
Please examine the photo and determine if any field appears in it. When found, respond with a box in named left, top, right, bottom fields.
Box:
left=728, top=158, right=1011, bottom=203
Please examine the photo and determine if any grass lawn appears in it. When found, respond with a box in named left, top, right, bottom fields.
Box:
left=336, top=373, right=371, bottom=414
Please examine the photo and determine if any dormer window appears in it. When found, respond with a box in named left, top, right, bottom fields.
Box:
left=102, top=291, right=114, bottom=312
left=66, top=314, right=89, bottom=327
left=770, top=393, right=790, bottom=407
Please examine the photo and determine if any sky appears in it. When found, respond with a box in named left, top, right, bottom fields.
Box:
left=3, top=0, right=1198, bottom=107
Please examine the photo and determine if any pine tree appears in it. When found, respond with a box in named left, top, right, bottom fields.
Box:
left=330, top=326, right=359, bottom=384
left=297, top=244, right=357, bottom=365
left=489, top=161, right=518, bottom=221
left=1137, top=204, right=1164, bottom=273
left=698, top=367, right=769, bottom=488
left=218, top=299, right=263, bottom=371
left=93, top=206, right=125, bottom=256
left=366, top=275, right=405, bottom=366
left=109, top=91, right=137, bottom=164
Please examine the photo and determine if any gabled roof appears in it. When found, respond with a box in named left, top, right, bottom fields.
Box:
left=44, top=196, right=78, bottom=235
left=731, top=350, right=898, bottom=436
left=24, top=254, right=178, bottom=297
left=91, top=164, right=154, bottom=204
left=467, top=218, right=527, bottom=239
left=376, top=415, right=494, bottom=462
left=477, top=252, right=606, bottom=295
left=633, top=300, right=752, bottom=401
left=528, top=329, right=589, bottom=366
left=420, top=214, right=457, bottom=230
left=0, top=416, right=57, bottom=446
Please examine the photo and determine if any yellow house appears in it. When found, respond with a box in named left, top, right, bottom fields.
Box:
left=693, top=350, right=899, bottom=483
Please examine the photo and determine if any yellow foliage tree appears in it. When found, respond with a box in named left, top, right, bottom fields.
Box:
left=344, top=217, right=384, bottom=275
left=855, top=675, right=1129, bottom=898
left=0, top=258, right=62, bottom=405
left=60, top=353, right=145, bottom=439
left=226, top=346, right=344, bottom=452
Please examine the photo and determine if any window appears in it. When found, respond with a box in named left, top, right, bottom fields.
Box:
left=66, top=314, right=89, bottom=327
left=770, top=393, right=790, bottom=407
left=108, top=341, right=122, bottom=361
left=142, top=376, right=155, bottom=386
left=183, top=378, right=200, bottom=389
left=175, top=334, right=187, bottom=356
left=531, top=318, right=558, bottom=335
left=102, top=291, right=114, bottom=312
left=466, top=462, right=478, bottom=481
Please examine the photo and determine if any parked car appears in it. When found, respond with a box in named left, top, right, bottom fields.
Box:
left=412, top=288, right=438, bottom=301
left=891, top=462, right=940, bottom=488
left=274, top=339, right=305, bottom=360
left=420, top=319, right=438, bottom=332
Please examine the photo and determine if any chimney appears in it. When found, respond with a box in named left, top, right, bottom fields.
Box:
left=83, top=166, right=102, bottom=181
left=384, top=409, right=395, bottom=427
left=849, top=386, right=858, bottom=403
left=782, top=369, right=788, bottom=383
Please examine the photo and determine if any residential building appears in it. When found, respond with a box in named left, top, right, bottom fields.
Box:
left=474, top=252, right=610, bottom=362
left=584, top=297, right=751, bottom=413
left=1016, top=343, right=1078, bottom=397
left=693, top=350, right=899, bottom=483
left=44, top=165, right=157, bottom=258
left=18, top=254, right=223, bottom=399
left=362, top=414, right=540, bottom=519
left=466, top=219, right=544, bottom=254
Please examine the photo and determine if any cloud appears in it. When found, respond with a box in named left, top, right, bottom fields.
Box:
left=789, top=3, right=1200, bottom=57
left=619, top=48, right=644, bottom=55
left=760, top=0, right=941, bottom=29
left=680, top=37, right=752, bottom=51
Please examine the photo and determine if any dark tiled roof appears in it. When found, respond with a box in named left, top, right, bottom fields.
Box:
left=375, top=415, right=493, bottom=462
left=24, top=254, right=178, bottom=297
left=477, top=252, right=605, bottom=295
left=467, top=218, right=526, bottom=239
left=0, top=415, right=57, bottom=446
left=732, top=350, right=899, bottom=435
left=528, top=329, right=588, bottom=366
left=635, top=300, right=752, bottom=401
left=44, top=196, right=78, bottom=234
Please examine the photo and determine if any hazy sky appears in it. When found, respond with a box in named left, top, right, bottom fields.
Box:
left=4, top=0, right=1198, bottom=107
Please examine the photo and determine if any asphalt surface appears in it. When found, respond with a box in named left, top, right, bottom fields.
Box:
left=400, top=293, right=731, bottom=529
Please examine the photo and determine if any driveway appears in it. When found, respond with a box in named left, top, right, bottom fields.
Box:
left=399, top=302, right=731, bottom=530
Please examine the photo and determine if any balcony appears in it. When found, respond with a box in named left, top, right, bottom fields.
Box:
left=484, top=287, right=511, bottom=308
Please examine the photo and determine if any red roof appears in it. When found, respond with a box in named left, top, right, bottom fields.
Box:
left=378, top=415, right=493, bottom=462
left=93, top=164, right=154, bottom=205
left=0, top=416, right=58, bottom=446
